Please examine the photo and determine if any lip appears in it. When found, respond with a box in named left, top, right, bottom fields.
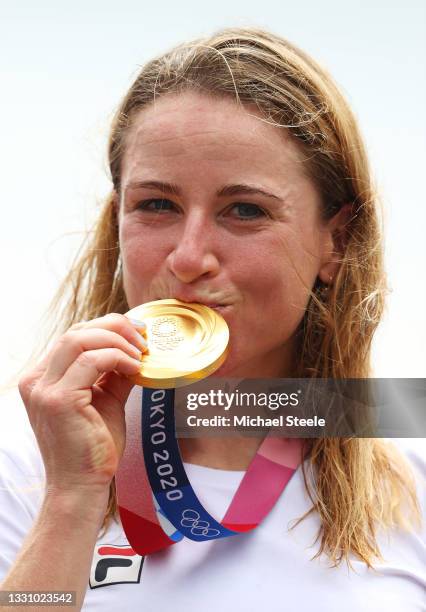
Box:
left=205, top=304, right=231, bottom=314
left=155, top=295, right=232, bottom=312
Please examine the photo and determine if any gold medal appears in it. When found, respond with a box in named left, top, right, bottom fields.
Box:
left=125, top=299, right=229, bottom=388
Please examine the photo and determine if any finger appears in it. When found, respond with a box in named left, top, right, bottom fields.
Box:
left=71, top=313, right=147, bottom=346
left=42, top=328, right=146, bottom=384
left=92, top=373, right=133, bottom=459
left=18, top=352, right=52, bottom=404
left=56, top=348, right=142, bottom=391
left=40, top=313, right=146, bottom=372
left=35, top=313, right=146, bottom=384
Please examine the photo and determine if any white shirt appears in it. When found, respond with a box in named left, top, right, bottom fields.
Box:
left=0, top=388, right=425, bottom=611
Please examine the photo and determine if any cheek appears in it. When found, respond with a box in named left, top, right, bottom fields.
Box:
left=119, top=221, right=171, bottom=303
left=234, top=232, right=320, bottom=311
left=120, top=218, right=168, bottom=271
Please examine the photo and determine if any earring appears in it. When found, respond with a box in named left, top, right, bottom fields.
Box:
left=316, top=279, right=330, bottom=301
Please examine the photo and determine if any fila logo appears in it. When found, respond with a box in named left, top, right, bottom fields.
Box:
left=89, top=544, right=144, bottom=589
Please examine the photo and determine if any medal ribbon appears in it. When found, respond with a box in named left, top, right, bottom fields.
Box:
left=117, top=385, right=302, bottom=552
left=116, top=385, right=182, bottom=555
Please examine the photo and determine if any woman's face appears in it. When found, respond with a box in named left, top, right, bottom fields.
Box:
left=118, top=91, right=339, bottom=377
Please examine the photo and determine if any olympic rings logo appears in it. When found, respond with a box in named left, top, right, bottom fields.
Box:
left=180, top=509, right=221, bottom=538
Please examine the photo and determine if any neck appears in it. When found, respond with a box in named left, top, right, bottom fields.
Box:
left=178, top=436, right=264, bottom=470
left=179, top=338, right=299, bottom=470
left=216, top=331, right=300, bottom=379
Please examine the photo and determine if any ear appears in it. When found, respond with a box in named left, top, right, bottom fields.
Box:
left=318, top=203, right=353, bottom=285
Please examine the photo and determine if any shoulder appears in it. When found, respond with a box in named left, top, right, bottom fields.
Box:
left=389, top=438, right=425, bottom=468
left=386, top=438, right=425, bottom=480
left=0, top=388, right=45, bottom=580
left=0, top=386, right=44, bottom=485
left=387, top=438, right=425, bottom=506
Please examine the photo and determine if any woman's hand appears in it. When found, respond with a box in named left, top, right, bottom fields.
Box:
left=18, top=314, right=147, bottom=496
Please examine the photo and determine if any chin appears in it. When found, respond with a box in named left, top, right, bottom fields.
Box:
left=210, top=344, right=251, bottom=379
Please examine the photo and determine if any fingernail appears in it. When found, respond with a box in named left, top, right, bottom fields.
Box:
left=132, top=347, right=143, bottom=359
left=128, top=318, right=146, bottom=330
left=132, top=336, right=148, bottom=354
left=139, top=336, right=148, bottom=349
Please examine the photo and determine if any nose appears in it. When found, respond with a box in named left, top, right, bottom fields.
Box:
left=166, top=211, right=220, bottom=284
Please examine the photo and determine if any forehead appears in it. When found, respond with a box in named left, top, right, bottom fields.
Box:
left=120, top=91, right=307, bottom=187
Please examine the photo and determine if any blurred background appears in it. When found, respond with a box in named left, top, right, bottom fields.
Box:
left=1, top=0, right=425, bottom=383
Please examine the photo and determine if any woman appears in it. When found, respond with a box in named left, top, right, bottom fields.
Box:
left=0, top=27, right=424, bottom=611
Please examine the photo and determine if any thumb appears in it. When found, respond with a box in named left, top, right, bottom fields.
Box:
left=93, top=371, right=135, bottom=409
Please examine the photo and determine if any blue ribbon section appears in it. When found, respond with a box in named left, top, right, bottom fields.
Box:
left=141, top=387, right=237, bottom=542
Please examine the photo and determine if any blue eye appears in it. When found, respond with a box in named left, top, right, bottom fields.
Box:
left=230, top=203, right=266, bottom=220
left=135, top=199, right=266, bottom=221
left=137, top=198, right=175, bottom=212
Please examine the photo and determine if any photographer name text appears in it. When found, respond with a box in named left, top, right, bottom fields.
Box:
left=186, top=415, right=326, bottom=428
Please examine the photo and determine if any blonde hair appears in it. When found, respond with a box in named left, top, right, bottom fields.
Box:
left=47, top=27, right=420, bottom=567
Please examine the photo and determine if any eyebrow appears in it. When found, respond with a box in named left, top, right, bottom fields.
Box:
left=124, top=180, right=282, bottom=202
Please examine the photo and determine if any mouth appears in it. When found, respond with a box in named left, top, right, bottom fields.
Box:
left=204, top=304, right=231, bottom=316
left=154, top=296, right=231, bottom=314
